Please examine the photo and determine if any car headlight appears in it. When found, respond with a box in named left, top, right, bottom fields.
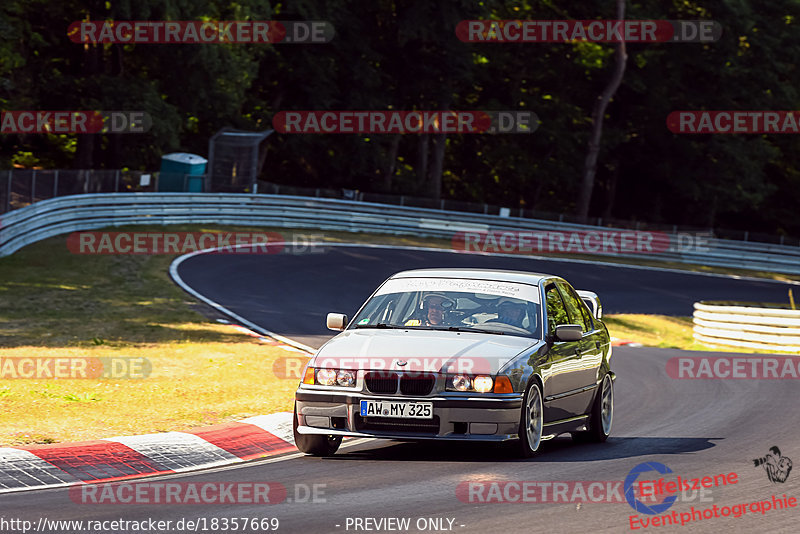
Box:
left=473, top=375, right=493, bottom=393
left=447, top=374, right=500, bottom=393
left=336, top=370, right=356, bottom=387
left=309, top=368, right=357, bottom=387
left=451, top=374, right=471, bottom=391
left=316, top=369, right=337, bottom=386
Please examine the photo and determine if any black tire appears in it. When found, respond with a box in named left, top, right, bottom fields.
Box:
left=293, top=403, right=342, bottom=456
left=571, top=373, right=613, bottom=443
left=512, top=380, right=544, bottom=458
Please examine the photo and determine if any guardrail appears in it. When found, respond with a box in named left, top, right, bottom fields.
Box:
left=693, top=302, right=800, bottom=353
left=1, top=193, right=800, bottom=276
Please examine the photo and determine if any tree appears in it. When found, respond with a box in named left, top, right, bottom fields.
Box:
left=576, top=0, right=628, bottom=222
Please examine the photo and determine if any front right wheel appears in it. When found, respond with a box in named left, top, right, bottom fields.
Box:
left=512, top=380, right=544, bottom=458
left=293, top=403, right=342, bottom=456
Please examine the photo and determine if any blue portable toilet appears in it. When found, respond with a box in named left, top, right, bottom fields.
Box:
left=158, top=153, right=208, bottom=192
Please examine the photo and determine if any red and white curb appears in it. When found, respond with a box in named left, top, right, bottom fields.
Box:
left=0, top=318, right=307, bottom=495
left=610, top=337, right=643, bottom=347
left=0, top=412, right=296, bottom=494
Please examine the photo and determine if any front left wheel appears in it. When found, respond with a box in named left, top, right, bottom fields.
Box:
left=293, top=403, right=342, bottom=456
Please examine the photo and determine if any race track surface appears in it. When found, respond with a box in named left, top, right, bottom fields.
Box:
left=3, top=245, right=798, bottom=533
left=2, top=346, right=798, bottom=533
left=175, top=244, right=796, bottom=349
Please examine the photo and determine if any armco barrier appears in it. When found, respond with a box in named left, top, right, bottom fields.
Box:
left=693, top=302, right=800, bottom=353
left=1, top=193, right=800, bottom=275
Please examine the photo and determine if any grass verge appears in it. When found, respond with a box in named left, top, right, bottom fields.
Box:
left=0, top=225, right=789, bottom=445
left=603, top=314, right=790, bottom=354
left=0, top=231, right=308, bottom=445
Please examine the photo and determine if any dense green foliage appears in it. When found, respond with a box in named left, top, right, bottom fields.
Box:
left=1, top=1, right=799, bottom=236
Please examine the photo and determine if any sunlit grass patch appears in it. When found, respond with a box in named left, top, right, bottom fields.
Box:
left=604, top=314, right=783, bottom=354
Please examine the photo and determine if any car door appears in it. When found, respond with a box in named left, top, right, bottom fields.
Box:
left=540, top=282, right=585, bottom=423
left=556, top=281, right=604, bottom=414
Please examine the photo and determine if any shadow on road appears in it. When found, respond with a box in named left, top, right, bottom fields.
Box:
left=325, top=435, right=720, bottom=462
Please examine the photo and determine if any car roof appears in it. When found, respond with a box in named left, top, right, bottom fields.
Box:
left=389, top=268, right=555, bottom=285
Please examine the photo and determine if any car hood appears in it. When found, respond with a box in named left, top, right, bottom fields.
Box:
left=312, top=329, right=541, bottom=375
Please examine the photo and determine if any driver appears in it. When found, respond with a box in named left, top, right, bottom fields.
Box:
left=405, top=293, right=455, bottom=326
left=489, top=297, right=527, bottom=328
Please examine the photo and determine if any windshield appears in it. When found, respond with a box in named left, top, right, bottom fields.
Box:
left=350, top=277, right=542, bottom=339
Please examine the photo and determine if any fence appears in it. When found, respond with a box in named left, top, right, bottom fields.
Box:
left=255, top=180, right=800, bottom=247
left=2, top=169, right=799, bottom=249
left=693, top=301, right=800, bottom=353
left=0, top=169, right=154, bottom=213
left=2, top=193, right=800, bottom=278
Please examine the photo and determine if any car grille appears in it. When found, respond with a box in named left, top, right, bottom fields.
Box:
left=365, top=372, right=398, bottom=394
left=399, top=373, right=435, bottom=396
left=355, top=415, right=440, bottom=434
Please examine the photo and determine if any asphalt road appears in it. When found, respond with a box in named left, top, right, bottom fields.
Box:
left=174, top=244, right=796, bottom=349
left=2, top=346, right=798, bottom=533
left=3, top=245, right=798, bottom=533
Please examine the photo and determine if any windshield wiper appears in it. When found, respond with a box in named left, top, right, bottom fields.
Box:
left=427, top=326, right=505, bottom=335
left=354, top=323, right=401, bottom=329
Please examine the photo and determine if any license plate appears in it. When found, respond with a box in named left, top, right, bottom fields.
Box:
left=360, top=400, right=433, bottom=419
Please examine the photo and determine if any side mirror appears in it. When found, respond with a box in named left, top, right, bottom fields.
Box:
left=326, top=313, right=348, bottom=331
left=576, top=290, right=602, bottom=319
left=554, top=324, right=583, bottom=342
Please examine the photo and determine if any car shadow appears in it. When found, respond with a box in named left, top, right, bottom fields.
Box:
left=328, top=435, right=720, bottom=462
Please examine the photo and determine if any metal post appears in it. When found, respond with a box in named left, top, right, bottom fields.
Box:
left=483, top=204, right=488, bottom=214
left=400, top=195, right=404, bottom=206
left=54, top=170, right=59, bottom=197
left=5, top=170, right=11, bottom=212
left=440, top=199, right=445, bottom=210
left=31, top=169, right=36, bottom=203
left=251, top=144, right=258, bottom=195
left=780, top=235, right=785, bottom=245
left=558, top=214, right=564, bottom=222
left=744, top=231, right=748, bottom=242
left=114, top=170, right=120, bottom=192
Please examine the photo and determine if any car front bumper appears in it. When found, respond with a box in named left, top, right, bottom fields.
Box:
left=295, top=389, right=524, bottom=441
